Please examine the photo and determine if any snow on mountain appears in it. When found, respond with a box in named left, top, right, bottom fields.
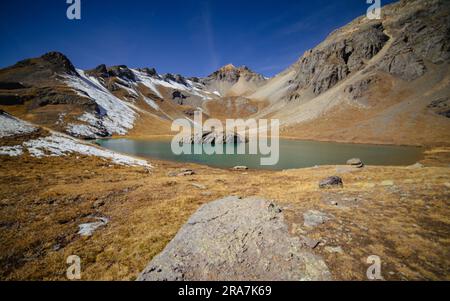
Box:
left=0, top=112, right=151, bottom=167
left=64, top=69, right=137, bottom=137
left=0, top=112, right=37, bottom=138
left=23, top=133, right=151, bottom=167
left=131, top=69, right=213, bottom=101
left=132, top=69, right=164, bottom=98
left=143, top=97, right=160, bottom=111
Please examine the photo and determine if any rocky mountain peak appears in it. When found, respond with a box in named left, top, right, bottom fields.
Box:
left=107, top=65, right=136, bottom=81
left=220, top=64, right=237, bottom=72
left=86, top=64, right=109, bottom=78
left=40, top=51, right=78, bottom=76
left=207, top=64, right=263, bottom=82
left=137, top=67, right=158, bottom=77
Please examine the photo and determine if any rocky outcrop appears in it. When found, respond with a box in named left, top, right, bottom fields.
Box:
left=85, top=64, right=109, bottom=78
left=40, top=52, right=79, bottom=76
left=182, top=131, right=247, bottom=145
left=376, top=0, right=450, bottom=80
left=107, top=65, right=136, bottom=81
left=163, top=73, right=189, bottom=86
left=172, top=90, right=187, bottom=101
left=137, top=67, right=158, bottom=77
left=284, top=0, right=450, bottom=101
left=138, top=196, right=331, bottom=281
left=287, top=22, right=389, bottom=99
left=319, top=176, right=344, bottom=189
left=344, top=76, right=378, bottom=101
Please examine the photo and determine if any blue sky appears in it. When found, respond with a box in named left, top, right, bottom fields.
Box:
left=0, top=0, right=397, bottom=77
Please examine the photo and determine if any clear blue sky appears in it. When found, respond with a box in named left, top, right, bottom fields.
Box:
left=0, top=0, right=397, bottom=77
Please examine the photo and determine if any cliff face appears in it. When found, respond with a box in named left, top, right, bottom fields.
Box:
left=283, top=0, right=450, bottom=101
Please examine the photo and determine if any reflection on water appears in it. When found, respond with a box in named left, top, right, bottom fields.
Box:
left=96, top=139, right=423, bottom=170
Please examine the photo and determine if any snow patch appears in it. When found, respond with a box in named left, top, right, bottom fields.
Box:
left=132, top=70, right=164, bottom=98
left=67, top=123, right=101, bottom=138
left=143, top=97, right=160, bottom=111
left=0, top=145, right=23, bottom=157
left=24, top=133, right=151, bottom=167
left=78, top=217, right=109, bottom=236
left=0, top=113, right=36, bottom=138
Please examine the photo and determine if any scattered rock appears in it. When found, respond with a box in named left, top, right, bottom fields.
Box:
left=319, top=176, right=344, bottom=189
left=138, top=196, right=331, bottom=281
left=303, top=210, right=332, bottom=228
left=178, top=170, right=195, bottom=177
left=78, top=217, right=109, bottom=237
left=347, top=158, right=364, bottom=168
left=233, top=166, right=248, bottom=171
left=168, top=169, right=196, bottom=177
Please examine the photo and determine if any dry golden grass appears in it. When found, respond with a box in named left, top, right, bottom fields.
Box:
left=0, top=148, right=449, bottom=280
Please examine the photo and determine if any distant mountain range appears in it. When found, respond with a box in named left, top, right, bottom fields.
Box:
left=0, top=0, right=449, bottom=145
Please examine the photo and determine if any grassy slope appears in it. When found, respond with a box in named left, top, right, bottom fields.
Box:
left=0, top=146, right=449, bottom=280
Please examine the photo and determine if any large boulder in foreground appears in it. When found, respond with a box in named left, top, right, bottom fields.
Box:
left=138, top=196, right=331, bottom=281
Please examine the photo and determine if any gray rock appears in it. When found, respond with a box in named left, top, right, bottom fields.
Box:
left=347, top=158, right=364, bottom=168
left=287, top=22, right=389, bottom=99
left=378, top=45, right=426, bottom=81
left=177, top=170, right=195, bottom=177
left=303, top=210, right=332, bottom=228
left=138, top=196, right=332, bottom=281
left=168, top=169, right=196, bottom=177
left=233, top=166, right=248, bottom=171
left=319, top=176, right=344, bottom=189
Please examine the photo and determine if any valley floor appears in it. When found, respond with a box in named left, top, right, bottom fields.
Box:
left=0, top=145, right=449, bottom=280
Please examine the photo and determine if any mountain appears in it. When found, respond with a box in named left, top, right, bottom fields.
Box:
left=0, top=0, right=449, bottom=146
left=202, top=64, right=267, bottom=97
left=250, top=0, right=450, bottom=146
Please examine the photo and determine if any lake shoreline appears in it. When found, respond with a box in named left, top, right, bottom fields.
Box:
left=96, top=138, right=425, bottom=171
left=111, top=134, right=435, bottom=148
